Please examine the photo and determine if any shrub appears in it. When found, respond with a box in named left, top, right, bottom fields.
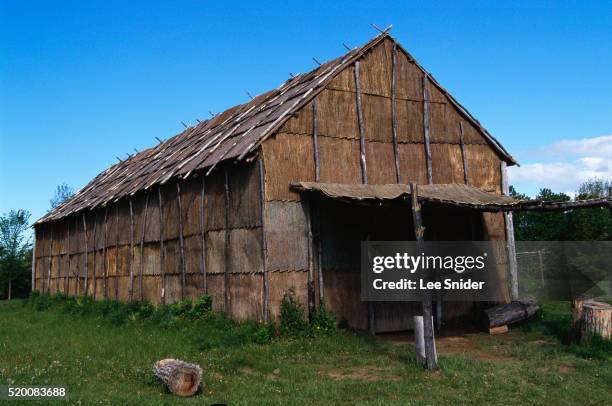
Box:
left=279, top=288, right=308, bottom=337
left=193, top=294, right=212, bottom=314
left=310, top=302, right=336, bottom=335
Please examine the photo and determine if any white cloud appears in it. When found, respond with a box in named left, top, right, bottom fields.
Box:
left=508, top=135, right=612, bottom=196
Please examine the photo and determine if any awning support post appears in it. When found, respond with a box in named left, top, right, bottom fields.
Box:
left=410, top=182, right=438, bottom=371
left=501, top=162, right=519, bottom=300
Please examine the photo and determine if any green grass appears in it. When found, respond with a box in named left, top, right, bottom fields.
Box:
left=0, top=298, right=610, bottom=405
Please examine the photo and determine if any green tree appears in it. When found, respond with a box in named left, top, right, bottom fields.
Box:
left=49, top=183, right=74, bottom=210
left=0, top=210, right=32, bottom=299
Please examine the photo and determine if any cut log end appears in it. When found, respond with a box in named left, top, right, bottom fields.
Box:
left=580, top=301, right=612, bottom=343
left=153, top=358, right=203, bottom=397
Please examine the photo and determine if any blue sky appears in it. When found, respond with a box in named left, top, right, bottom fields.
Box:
left=1, top=0, right=611, bottom=224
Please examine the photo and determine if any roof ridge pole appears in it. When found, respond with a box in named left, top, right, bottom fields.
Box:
left=410, top=182, right=438, bottom=371
left=158, top=187, right=166, bottom=305
left=176, top=181, right=186, bottom=301
left=501, top=161, right=519, bottom=300
left=459, top=122, right=469, bottom=185
left=354, top=60, right=368, bottom=184
left=422, top=75, right=433, bottom=185
left=391, top=42, right=401, bottom=184
left=128, top=199, right=134, bottom=301
left=83, top=213, right=89, bottom=297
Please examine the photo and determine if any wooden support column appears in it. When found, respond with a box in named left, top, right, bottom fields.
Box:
left=200, top=175, right=207, bottom=293
left=103, top=207, right=108, bottom=299
left=139, top=193, right=149, bottom=301
left=223, top=167, right=231, bottom=315
left=66, top=220, right=71, bottom=295
left=176, top=181, right=187, bottom=300
left=422, top=75, right=433, bottom=185
left=92, top=212, right=98, bottom=299
left=410, top=182, right=438, bottom=371
left=459, top=122, right=469, bottom=185
left=391, top=43, right=401, bottom=183
left=258, top=158, right=269, bottom=322
left=115, top=204, right=120, bottom=300
left=354, top=60, right=368, bottom=184
left=83, top=213, right=89, bottom=296
left=501, top=161, right=519, bottom=300
left=315, top=201, right=324, bottom=304
left=305, top=199, right=315, bottom=320
left=312, top=98, right=324, bottom=305
left=31, top=232, right=36, bottom=292
left=158, top=187, right=166, bottom=305
left=128, top=200, right=135, bottom=301
left=47, top=228, right=53, bottom=295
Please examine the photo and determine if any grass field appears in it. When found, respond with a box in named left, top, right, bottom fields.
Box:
left=0, top=297, right=610, bottom=405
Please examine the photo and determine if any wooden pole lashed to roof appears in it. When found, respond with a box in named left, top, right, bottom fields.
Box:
left=258, top=157, right=269, bottom=322
left=223, top=167, right=231, bottom=315
left=501, top=162, right=519, bottom=300
left=158, top=187, right=166, bottom=305
left=422, top=75, right=433, bottom=185
left=139, top=193, right=149, bottom=301
left=354, top=60, right=368, bottom=184
left=391, top=42, right=401, bottom=183
left=128, top=200, right=135, bottom=301
left=200, top=175, right=207, bottom=293
left=83, top=213, right=89, bottom=296
left=459, top=122, right=469, bottom=185
left=410, top=182, right=438, bottom=371
left=176, top=181, right=187, bottom=300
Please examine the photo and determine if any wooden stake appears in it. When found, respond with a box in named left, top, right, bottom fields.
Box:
left=354, top=61, right=368, bottom=184
left=391, top=43, right=401, bottom=183
left=103, top=206, right=108, bottom=299
left=176, top=181, right=186, bottom=300
left=422, top=76, right=433, bottom=185
left=129, top=200, right=135, bottom=301
left=501, top=162, right=519, bottom=300
left=410, top=182, right=438, bottom=370
left=223, top=166, right=231, bottom=315
left=200, top=175, right=207, bottom=293
left=83, top=213, right=89, bottom=296
left=258, top=157, right=269, bottom=322
left=139, top=193, right=149, bottom=301
left=158, top=187, right=166, bottom=305
left=312, top=99, right=321, bottom=182
left=459, top=122, right=469, bottom=185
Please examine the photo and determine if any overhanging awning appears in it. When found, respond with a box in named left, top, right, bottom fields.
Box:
left=290, top=182, right=612, bottom=212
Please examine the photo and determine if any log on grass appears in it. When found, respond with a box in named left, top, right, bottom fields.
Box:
left=153, top=359, right=203, bottom=397
left=580, top=301, right=612, bottom=343
left=484, top=297, right=539, bottom=328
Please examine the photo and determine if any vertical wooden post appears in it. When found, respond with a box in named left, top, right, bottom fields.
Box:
left=312, top=100, right=320, bottom=182
left=31, top=232, right=36, bottom=292
left=92, top=212, right=98, bottom=299
left=391, top=42, right=401, bottom=183
left=47, top=228, right=53, bottom=295
left=413, top=313, right=426, bottom=364
left=200, top=175, right=207, bottom=293
left=66, top=219, right=71, bottom=295
left=176, top=181, right=186, bottom=300
left=501, top=161, right=519, bottom=300
left=410, top=182, right=438, bottom=370
left=103, top=207, right=108, bottom=299
left=422, top=75, right=433, bottom=185
left=158, top=187, right=166, bottom=305
left=128, top=200, right=135, bottom=301
left=538, top=249, right=545, bottom=287
left=354, top=60, right=368, bottom=184
left=83, top=213, right=89, bottom=296
left=223, top=166, right=231, bottom=315
left=305, top=200, right=315, bottom=320
left=139, top=193, right=149, bottom=301
left=459, top=122, right=469, bottom=185
left=258, top=157, right=269, bottom=322
left=315, top=200, right=324, bottom=304
left=116, top=204, right=121, bottom=300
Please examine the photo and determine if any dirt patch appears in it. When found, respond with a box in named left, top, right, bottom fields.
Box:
left=328, top=366, right=401, bottom=382
left=528, top=339, right=549, bottom=345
